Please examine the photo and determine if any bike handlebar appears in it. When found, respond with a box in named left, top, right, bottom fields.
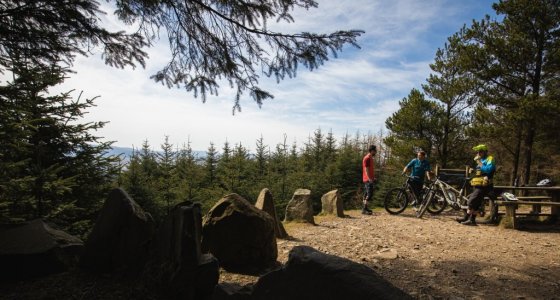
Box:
left=402, top=173, right=420, bottom=179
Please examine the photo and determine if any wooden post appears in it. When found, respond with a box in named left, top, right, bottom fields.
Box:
left=502, top=204, right=517, bottom=229
left=549, top=190, right=560, bottom=222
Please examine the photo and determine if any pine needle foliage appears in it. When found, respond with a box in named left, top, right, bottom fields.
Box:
left=0, top=62, right=119, bottom=235
left=0, top=0, right=147, bottom=72
left=1, top=0, right=363, bottom=111
left=113, top=0, right=364, bottom=112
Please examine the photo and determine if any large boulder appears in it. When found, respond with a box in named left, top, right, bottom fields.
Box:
left=148, top=201, right=219, bottom=300
left=284, top=189, right=315, bottom=224
left=80, top=188, right=155, bottom=273
left=202, top=193, right=277, bottom=271
left=252, top=246, right=413, bottom=300
left=0, top=219, right=83, bottom=280
left=211, top=283, right=253, bottom=300
left=254, top=188, right=289, bottom=239
left=320, top=189, right=344, bottom=217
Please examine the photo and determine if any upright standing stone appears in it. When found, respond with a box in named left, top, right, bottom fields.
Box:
left=148, top=201, right=219, bottom=300
left=80, top=188, right=154, bottom=273
left=284, top=189, right=315, bottom=225
left=255, top=188, right=289, bottom=239
left=321, top=189, right=344, bottom=217
left=202, top=194, right=277, bottom=271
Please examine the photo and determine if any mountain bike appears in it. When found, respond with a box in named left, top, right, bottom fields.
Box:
left=418, top=174, right=470, bottom=217
left=416, top=173, right=498, bottom=223
left=384, top=175, right=425, bottom=214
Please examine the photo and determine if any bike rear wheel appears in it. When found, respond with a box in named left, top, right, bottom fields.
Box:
left=384, top=188, right=409, bottom=215
left=477, top=197, right=499, bottom=224
left=426, top=189, right=447, bottom=215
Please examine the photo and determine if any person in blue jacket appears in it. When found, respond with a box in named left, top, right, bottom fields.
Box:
left=402, top=150, right=432, bottom=206
left=458, top=144, right=496, bottom=225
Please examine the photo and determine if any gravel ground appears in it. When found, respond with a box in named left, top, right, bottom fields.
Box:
left=220, top=208, right=560, bottom=300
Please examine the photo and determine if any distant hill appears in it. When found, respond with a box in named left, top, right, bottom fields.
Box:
left=106, top=146, right=135, bottom=159
left=105, top=146, right=206, bottom=162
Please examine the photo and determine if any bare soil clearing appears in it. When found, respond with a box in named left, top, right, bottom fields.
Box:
left=220, top=209, right=560, bottom=300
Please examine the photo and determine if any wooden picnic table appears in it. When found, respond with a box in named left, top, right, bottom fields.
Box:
left=492, top=186, right=560, bottom=229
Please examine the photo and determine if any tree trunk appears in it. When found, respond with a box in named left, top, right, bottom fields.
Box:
left=441, top=107, right=451, bottom=168
left=522, top=121, right=535, bottom=186
left=522, top=29, right=544, bottom=186
left=511, top=123, right=522, bottom=186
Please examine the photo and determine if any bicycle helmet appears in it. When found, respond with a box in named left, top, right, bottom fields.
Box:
left=472, top=144, right=488, bottom=151
left=501, top=192, right=518, bottom=201
left=536, top=178, right=552, bottom=186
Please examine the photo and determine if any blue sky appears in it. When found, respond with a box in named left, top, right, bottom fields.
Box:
left=54, top=0, right=496, bottom=152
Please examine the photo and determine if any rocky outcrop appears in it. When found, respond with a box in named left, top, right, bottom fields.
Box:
left=251, top=246, right=413, bottom=300
left=284, top=189, right=315, bottom=224
left=147, top=201, right=219, bottom=300
left=320, top=189, right=344, bottom=217
left=202, top=193, right=277, bottom=271
left=0, top=219, right=83, bottom=280
left=254, top=188, right=288, bottom=239
left=80, top=188, right=154, bottom=273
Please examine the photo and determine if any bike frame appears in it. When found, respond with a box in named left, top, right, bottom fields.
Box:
left=405, top=175, right=424, bottom=203
left=431, top=177, right=470, bottom=210
left=417, top=172, right=498, bottom=221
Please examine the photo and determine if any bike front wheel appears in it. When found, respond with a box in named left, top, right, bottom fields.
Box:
left=426, top=189, right=447, bottom=215
left=416, top=190, right=434, bottom=218
left=384, top=188, right=409, bottom=215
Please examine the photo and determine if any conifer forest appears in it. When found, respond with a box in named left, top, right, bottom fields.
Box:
left=1, top=0, right=559, bottom=238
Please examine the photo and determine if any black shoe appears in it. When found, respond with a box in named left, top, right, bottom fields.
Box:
left=362, top=209, right=372, bottom=215
left=456, top=214, right=469, bottom=223
left=461, top=219, right=477, bottom=226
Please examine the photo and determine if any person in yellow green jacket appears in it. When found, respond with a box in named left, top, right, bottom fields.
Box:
left=457, top=144, right=496, bottom=225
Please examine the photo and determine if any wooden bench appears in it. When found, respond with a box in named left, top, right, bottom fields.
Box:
left=495, top=200, right=560, bottom=229
left=493, top=196, right=552, bottom=201
left=516, top=196, right=552, bottom=201
left=493, top=196, right=552, bottom=214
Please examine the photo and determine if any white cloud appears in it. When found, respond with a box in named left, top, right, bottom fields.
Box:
left=48, top=0, right=496, bottom=152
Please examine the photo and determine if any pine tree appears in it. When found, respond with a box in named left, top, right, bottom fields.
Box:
left=157, top=136, right=177, bottom=213
left=423, top=34, right=476, bottom=167
left=332, top=134, right=362, bottom=209
left=255, top=135, right=268, bottom=179
left=0, top=62, right=118, bottom=235
left=270, top=135, right=290, bottom=202
left=272, top=136, right=295, bottom=219
left=136, top=140, right=164, bottom=218
left=230, top=143, right=253, bottom=200
left=217, top=141, right=233, bottom=192
left=174, top=140, right=203, bottom=204
left=384, top=88, right=444, bottom=165
left=457, top=0, right=560, bottom=184
left=139, top=140, right=159, bottom=177
left=325, top=129, right=338, bottom=163
left=120, top=148, right=160, bottom=220
left=203, top=142, right=217, bottom=187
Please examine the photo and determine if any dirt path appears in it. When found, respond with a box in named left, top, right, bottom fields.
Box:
left=220, top=209, right=560, bottom=300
